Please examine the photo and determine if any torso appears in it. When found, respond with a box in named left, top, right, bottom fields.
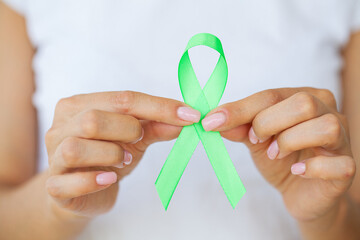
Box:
left=13, top=0, right=359, bottom=239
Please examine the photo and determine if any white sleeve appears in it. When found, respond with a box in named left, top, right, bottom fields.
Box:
left=2, top=0, right=27, bottom=15
left=351, top=0, right=360, bottom=33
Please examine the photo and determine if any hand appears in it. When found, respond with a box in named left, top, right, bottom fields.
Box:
left=201, top=88, right=355, bottom=221
left=45, top=91, right=200, bottom=218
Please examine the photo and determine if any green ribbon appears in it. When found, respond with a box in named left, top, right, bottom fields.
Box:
left=155, top=33, right=246, bottom=210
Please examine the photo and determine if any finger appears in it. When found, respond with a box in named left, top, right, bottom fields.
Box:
left=47, top=110, right=144, bottom=150
left=251, top=92, right=333, bottom=142
left=290, top=155, right=355, bottom=182
left=266, top=113, right=350, bottom=160
left=50, top=137, right=132, bottom=174
left=73, top=109, right=144, bottom=142
left=46, top=171, right=117, bottom=200
left=201, top=88, right=337, bottom=132
left=252, top=92, right=332, bottom=142
left=117, top=121, right=184, bottom=178
left=54, top=91, right=200, bottom=126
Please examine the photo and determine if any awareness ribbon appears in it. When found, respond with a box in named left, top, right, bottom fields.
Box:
left=155, top=33, right=246, bottom=210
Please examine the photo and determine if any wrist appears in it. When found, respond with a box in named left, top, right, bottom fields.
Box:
left=297, top=195, right=352, bottom=240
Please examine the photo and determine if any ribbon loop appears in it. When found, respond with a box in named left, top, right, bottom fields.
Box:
left=156, top=33, right=246, bottom=210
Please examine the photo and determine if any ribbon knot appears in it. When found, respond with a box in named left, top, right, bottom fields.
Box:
left=156, top=33, right=246, bottom=210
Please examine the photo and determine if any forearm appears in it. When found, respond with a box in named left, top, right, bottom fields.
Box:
left=0, top=170, right=90, bottom=240
left=298, top=195, right=360, bottom=240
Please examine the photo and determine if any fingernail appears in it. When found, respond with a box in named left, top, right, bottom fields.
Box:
left=248, top=127, right=259, bottom=144
left=202, top=112, right=226, bottom=131
left=259, top=137, right=269, bottom=143
left=177, top=107, right=201, bottom=123
left=115, top=162, right=124, bottom=168
left=131, top=128, right=144, bottom=144
left=291, top=163, right=306, bottom=175
left=123, top=150, right=133, bottom=165
left=267, top=140, right=279, bottom=160
left=96, top=172, right=117, bottom=185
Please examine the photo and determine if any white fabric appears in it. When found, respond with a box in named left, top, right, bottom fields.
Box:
left=2, top=0, right=26, bottom=14
left=3, top=0, right=360, bottom=239
left=352, top=0, right=360, bottom=32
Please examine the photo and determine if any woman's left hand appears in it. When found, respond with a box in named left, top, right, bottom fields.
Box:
left=201, top=87, right=355, bottom=221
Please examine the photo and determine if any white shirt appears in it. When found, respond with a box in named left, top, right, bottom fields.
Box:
left=4, top=0, right=360, bottom=239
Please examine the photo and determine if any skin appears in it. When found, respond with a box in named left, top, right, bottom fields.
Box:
left=202, top=88, right=360, bottom=239
left=0, top=2, right=360, bottom=239
left=0, top=3, right=201, bottom=238
left=45, top=91, right=200, bottom=217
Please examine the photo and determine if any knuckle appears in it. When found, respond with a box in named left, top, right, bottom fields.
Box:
left=322, top=114, right=342, bottom=144
left=55, top=96, right=77, bottom=112
left=60, top=137, right=81, bottom=166
left=293, top=92, right=318, bottom=118
left=80, top=110, right=102, bottom=138
left=55, top=98, right=69, bottom=111
left=45, top=127, right=57, bottom=147
left=111, top=91, right=135, bottom=113
left=317, top=88, right=337, bottom=108
left=341, top=156, right=356, bottom=180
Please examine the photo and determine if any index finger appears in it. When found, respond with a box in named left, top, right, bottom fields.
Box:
left=202, top=87, right=336, bottom=131
left=54, top=91, right=201, bottom=126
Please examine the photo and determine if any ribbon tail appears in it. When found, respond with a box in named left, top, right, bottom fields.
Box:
left=155, top=125, right=200, bottom=210
left=194, top=123, right=246, bottom=208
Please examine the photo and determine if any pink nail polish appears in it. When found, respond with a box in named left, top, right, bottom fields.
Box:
left=177, top=107, right=201, bottom=123
left=248, top=127, right=259, bottom=144
left=267, top=140, right=279, bottom=160
left=96, top=172, right=117, bottom=185
left=202, top=112, right=226, bottom=131
left=291, top=163, right=306, bottom=175
left=124, top=151, right=133, bottom=165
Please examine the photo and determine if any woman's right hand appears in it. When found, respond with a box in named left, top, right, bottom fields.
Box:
left=45, top=91, right=200, bottom=218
